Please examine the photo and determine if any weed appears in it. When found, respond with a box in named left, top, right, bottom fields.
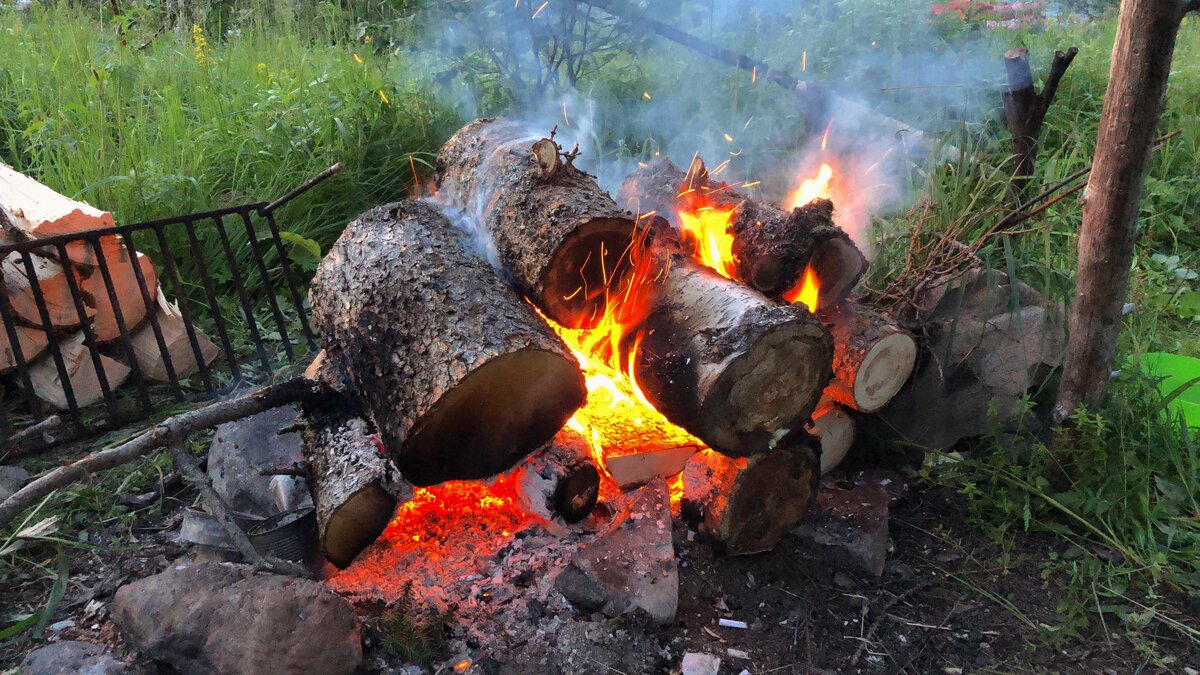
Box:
left=376, top=581, right=456, bottom=667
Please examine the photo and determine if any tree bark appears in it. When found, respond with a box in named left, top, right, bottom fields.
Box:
left=436, top=118, right=640, bottom=328
left=819, top=299, right=917, bottom=413
left=1055, top=0, right=1189, bottom=423
left=1002, top=46, right=1078, bottom=202
left=310, top=200, right=586, bottom=486
left=301, top=402, right=411, bottom=569
left=635, top=252, right=833, bottom=457
left=680, top=439, right=820, bottom=555
left=618, top=158, right=866, bottom=307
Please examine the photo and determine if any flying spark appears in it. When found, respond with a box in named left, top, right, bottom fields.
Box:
left=532, top=1, right=549, bottom=18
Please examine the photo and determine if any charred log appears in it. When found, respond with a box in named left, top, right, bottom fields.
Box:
left=512, top=429, right=600, bottom=523
left=636, top=252, right=833, bottom=457
left=619, top=157, right=866, bottom=307
left=309, top=200, right=586, bottom=486
left=819, top=299, right=917, bottom=413
left=681, top=437, right=820, bottom=555
left=436, top=118, right=640, bottom=327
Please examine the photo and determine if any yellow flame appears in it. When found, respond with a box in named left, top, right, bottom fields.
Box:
left=676, top=208, right=738, bottom=280
left=783, top=264, right=820, bottom=312
left=786, top=163, right=833, bottom=210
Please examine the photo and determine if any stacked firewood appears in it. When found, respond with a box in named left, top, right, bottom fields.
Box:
left=0, top=163, right=219, bottom=409
left=300, top=118, right=918, bottom=565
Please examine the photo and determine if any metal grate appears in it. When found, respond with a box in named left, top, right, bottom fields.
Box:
left=0, top=166, right=339, bottom=452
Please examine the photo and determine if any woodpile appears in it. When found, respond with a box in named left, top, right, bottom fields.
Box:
left=0, top=163, right=220, bottom=409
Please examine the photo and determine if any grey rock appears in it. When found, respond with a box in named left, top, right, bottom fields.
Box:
left=0, top=465, right=31, bottom=501
left=19, top=640, right=126, bottom=675
left=681, top=652, right=721, bottom=675
left=112, top=561, right=361, bottom=675
left=793, top=481, right=890, bottom=577
left=555, top=480, right=678, bottom=624
left=207, top=406, right=311, bottom=516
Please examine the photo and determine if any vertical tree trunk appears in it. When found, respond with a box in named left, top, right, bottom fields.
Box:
left=1055, top=0, right=1191, bottom=423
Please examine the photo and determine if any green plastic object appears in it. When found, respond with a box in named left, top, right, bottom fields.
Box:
left=1141, top=352, right=1200, bottom=428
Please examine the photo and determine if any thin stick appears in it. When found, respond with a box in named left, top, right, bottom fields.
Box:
left=0, top=378, right=323, bottom=529
left=169, top=441, right=305, bottom=576
left=7, top=415, right=64, bottom=456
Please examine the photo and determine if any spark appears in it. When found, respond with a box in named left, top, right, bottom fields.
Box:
left=643, top=91, right=652, bottom=100
left=741, top=181, right=761, bottom=188
left=751, top=65, right=757, bottom=83
left=710, top=159, right=731, bottom=176
left=562, top=100, right=570, bottom=126
left=821, top=121, right=833, bottom=151
left=352, top=53, right=363, bottom=65
left=377, top=89, right=389, bottom=105
left=802, top=50, right=807, bottom=71
left=723, top=133, right=734, bottom=143
left=532, top=1, right=549, bottom=18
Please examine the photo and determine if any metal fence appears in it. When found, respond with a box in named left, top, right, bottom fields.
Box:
left=0, top=167, right=337, bottom=453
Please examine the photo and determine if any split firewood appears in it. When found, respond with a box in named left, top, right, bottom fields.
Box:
left=310, top=200, right=587, bottom=486
left=512, top=429, right=600, bottom=523
left=124, top=288, right=220, bottom=382
left=0, top=323, right=48, bottom=371
left=0, top=163, right=115, bottom=239
left=636, top=252, right=833, bottom=457
left=27, top=332, right=131, bottom=410
left=808, top=402, right=856, bottom=475
left=818, top=299, right=917, bottom=413
left=680, top=439, right=820, bottom=555
left=604, top=444, right=698, bottom=490
left=300, top=402, right=411, bottom=569
left=618, top=157, right=867, bottom=307
left=436, top=118, right=640, bottom=327
left=76, top=247, right=158, bottom=342
left=2, top=252, right=91, bottom=329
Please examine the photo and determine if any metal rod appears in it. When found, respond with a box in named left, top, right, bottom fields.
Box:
left=210, top=215, right=272, bottom=375
left=152, top=225, right=216, bottom=392
left=90, top=238, right=151, bottom=414
left=181, top=218, right=242, bottom=384
left=16, top=251, right=81, bottom=420
left=0, top=280, right=42, bottom=420
left=261, top=163, right=344, bottom=215
left=237, top=210, right=295, bottom=362
left=262, top=212, right=318, bottom=353
left=119, top=229, right=183, bottom=398
left=54, top=241, right=121, bottom=419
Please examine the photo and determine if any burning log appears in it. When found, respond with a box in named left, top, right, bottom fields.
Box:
left=310, top=200, right=587, bottom=486
left=636, top=252, right=833, bottom=457
left=819, top=299, right=917, bottom=413
left=808, top=402, right=856, bottom=475
left=618, top=158, right=866, bottom=308
left=301, top=403, right=411, bottom=569
left=436, top=119, right=640, bottom=326
left=512, top=429, right=600, bottom=523
left=681, top=439, right=820, bottom=555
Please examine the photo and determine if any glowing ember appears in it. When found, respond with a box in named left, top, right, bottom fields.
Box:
left=783, top=264, right=821, bottom=312
left=786, top=162, right=834, bottom=210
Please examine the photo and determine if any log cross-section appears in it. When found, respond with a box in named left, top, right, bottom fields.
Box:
left=437, top=118, right=640, bottom=328
left=310, top=200, right=587, bottom=486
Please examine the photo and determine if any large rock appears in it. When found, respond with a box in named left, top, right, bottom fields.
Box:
left=0, top=465, right=31, bottom=501
left=793, top=481, right=890, bottom=577
left=554, top=480, right=678, bottom=624
left=112, top=562, right=361, bottom=675
left=19, top=640, right=126, bottom=675
left=207, top=406, right=311, bottom=516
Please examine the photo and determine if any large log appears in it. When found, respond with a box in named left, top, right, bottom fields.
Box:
left=301, top=402, right=411, bottom=569
left=635, top=251, right=833, bottom=457
left=819, top=299, right=917, bottom=413
left=27, top=332, right=131, bottom=410
left=2, top=252, right=91, bottom=329
left=310, top=200, right=587, bottom=486
left=618, top=157, right=867, bottom=308
left=0, top=163, right=114, bottom=239
left=0, top=323, right=48, bottom=371
left=77, top=247, right=158, bottom=342
left=680, top=439, right=820, bottom=555
left=123, top=288, right=221, bottom=382
left=436, top=119, right=640, bottom=327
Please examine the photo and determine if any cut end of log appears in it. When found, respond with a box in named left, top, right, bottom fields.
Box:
left=851, top=331, right=918, bottom=411
left=682, top=441, right=819, bottom=555
left=513, top=429, right=601, bottom=523
left=809, top=404, right=856, bottom=474
left=322, top=484, right=401, bottom=568
left=540, top=218, right=643, bottom=328
left=400, top=350, right=586, bottom=486
left=531, top=138, right=561, bottom=179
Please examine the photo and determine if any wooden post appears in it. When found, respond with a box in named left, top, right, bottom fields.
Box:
left=1054, top=0, right=1195, bottom=423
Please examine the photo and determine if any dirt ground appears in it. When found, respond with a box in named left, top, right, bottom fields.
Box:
left=2, top=466, right=1197, bottom=674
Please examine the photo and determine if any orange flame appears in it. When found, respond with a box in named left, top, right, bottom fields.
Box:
left=783, top=264, right=820, bottom=312
left=676, top=207, right=738, bottom=279
left=786, top=162, right=834, bottom=210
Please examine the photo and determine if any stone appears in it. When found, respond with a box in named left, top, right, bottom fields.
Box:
left=19, top=640, right=126, bottom=675
left=793, top=481, right=890, bottom=577
left=681, top=652, right=722, bottom=675
left=554, top=480, right=678, bottom=624
left=207, top=406, right=311, bottom=517
left=0, top=465, right=31, bottom=501
left=112, top=561, right=361, bottom=675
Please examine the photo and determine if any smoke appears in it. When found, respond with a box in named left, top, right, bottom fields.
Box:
left=409, top=0, right=1009, bottom=259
